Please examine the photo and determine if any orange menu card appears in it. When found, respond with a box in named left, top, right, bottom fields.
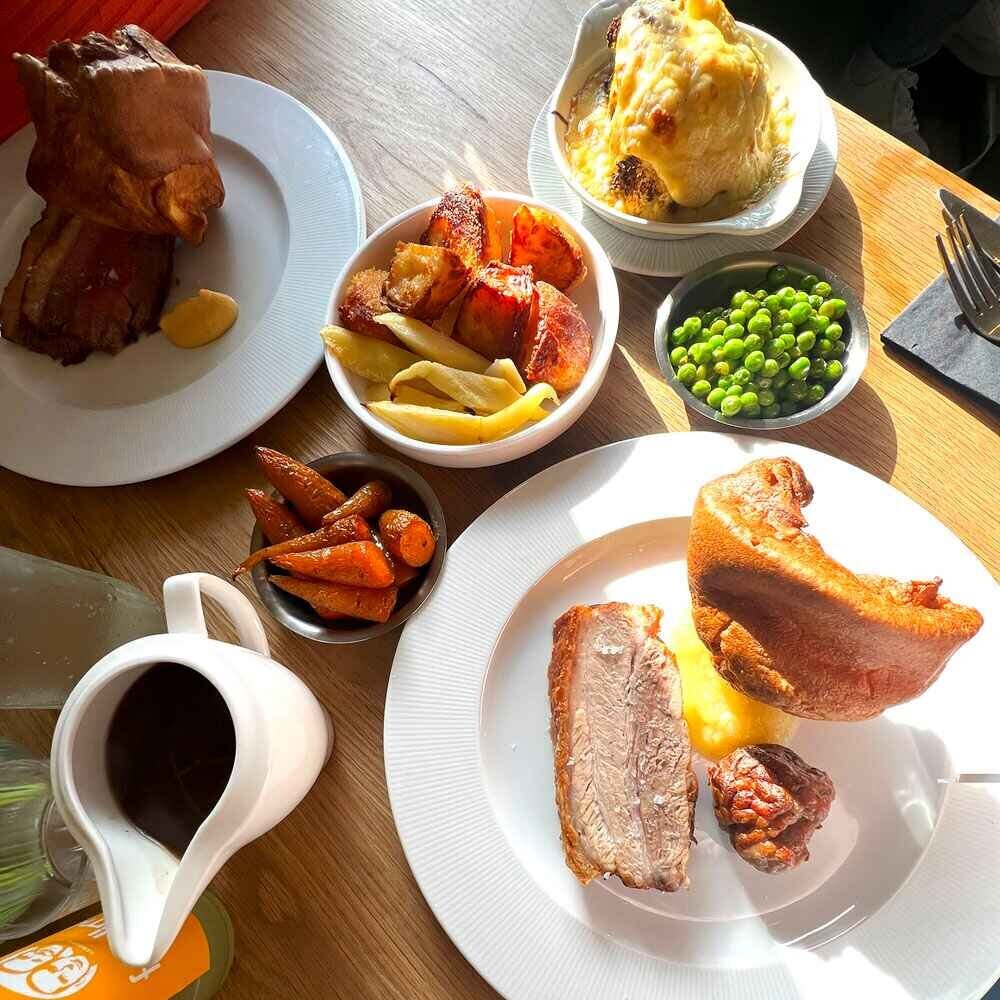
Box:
left=0, top=0, right=212, bottom=142
left=0, top=912, right=210, bottom=999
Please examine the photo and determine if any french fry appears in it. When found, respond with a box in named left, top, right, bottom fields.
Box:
left=233, top=515, right=371, bottom=579
left=364, top=383, right=391, bottom=403
left=321, top=325, right=421, bottom=383
left=390, top=361, right=521, bottom=415
left=320, top=481, right=392, bottom=524
left=484, top=357, right=527, bottom=394
left=392, top=385, right=466, bottom=412
left=379, top=509, right=437, bottom=568
left=271, top=576, right=398, bottom=624
left=374, top=313, right=490, bottom=373
left=255, top=447, right=347, bottom=527
left=367, top=401, right=482, bottom=444
left=245, top=489, right=306, bottom=544
left=271, top=541, right=395, bottom=588
left=480, top=382, right=559, bottom=441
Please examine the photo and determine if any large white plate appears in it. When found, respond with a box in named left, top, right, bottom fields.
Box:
left=528, top=85, right=837, bottom=276
left=0, top=71, right=364, bottom=486
left=385, top=433, right=1000, bottom=1000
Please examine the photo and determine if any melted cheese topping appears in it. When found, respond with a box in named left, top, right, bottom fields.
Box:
left=667, top=606, right=797, bottom=761
left=565, top=0, right=791, bottom=222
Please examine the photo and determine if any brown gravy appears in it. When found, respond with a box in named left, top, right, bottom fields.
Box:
left=106, top=662, right=236, bottom=857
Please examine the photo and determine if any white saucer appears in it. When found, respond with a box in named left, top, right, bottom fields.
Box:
left=527, top=88, right=838, bottom=277
left=0, top=71, right=365, bottom=486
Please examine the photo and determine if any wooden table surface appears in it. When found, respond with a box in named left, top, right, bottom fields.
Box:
left=3, top=0, right=1000, bottom=996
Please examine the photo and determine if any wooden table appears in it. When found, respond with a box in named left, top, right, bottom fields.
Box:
left=3, top=1, right=999, bottom=996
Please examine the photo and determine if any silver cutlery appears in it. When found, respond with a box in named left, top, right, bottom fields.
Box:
left=936, top=210, right=1000, bottom=343
left=940, top=188, right=1000, bottom=267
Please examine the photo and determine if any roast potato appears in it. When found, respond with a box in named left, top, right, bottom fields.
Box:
left=339, top=268, right=395, bottom=341
left=454, top=262, right=535, bottom=360
left=384, top=242, right=468, bottom=321
left=421, top=183, right=503, bottom=272
left=516, top=281, right=592, bottom=394
left=508, top=204, right=587, bottom=291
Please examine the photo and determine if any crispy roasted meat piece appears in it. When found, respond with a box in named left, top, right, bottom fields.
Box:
left=708, top=744, right=834, bottom=873
left=549, top=602, right=698, bottom=892
left=0, top=206, right=174, bottom=364
left=688, top=458, right=984, bottom=720
left=15, top=25, right=224, bottom=244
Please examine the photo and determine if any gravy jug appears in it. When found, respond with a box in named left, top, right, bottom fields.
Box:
left=50, top=573, right=333, bottom=968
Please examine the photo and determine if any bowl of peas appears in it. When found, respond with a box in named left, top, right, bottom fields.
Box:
left=654, top=252, right=869, bottom=428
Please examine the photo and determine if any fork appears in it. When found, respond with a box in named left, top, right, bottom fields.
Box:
left=937, top=211, right=1000, bottom=343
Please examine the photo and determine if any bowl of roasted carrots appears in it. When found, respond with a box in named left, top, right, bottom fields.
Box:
left=235, top=446, right=446, bottom=642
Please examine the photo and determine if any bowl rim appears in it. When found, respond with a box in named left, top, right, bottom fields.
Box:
left=250, top=451, right=447, bottom=644
left=547, top=10, right=823, bottom=237
left=324, top=189, right=620, bottom=462
left=652, top=250, right=870, bottom=430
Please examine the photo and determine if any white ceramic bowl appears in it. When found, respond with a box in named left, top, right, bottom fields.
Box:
left=548, top=0, right=823, bottom=239
left=325, top=192, right=620, bottom=468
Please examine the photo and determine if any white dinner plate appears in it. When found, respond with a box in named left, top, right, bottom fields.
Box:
left=0, top=71, right=364, bottom=486
left=385, top=433, right=1000, bottom=1000
left=528, top=87, right=838, bottom=276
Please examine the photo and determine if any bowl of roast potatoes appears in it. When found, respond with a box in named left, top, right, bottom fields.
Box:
left=323, top=184, right=619, bottom=468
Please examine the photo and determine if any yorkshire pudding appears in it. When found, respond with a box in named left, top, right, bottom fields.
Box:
left=15, top=25, right=224, bottom=245
left=687, top=458, right=983, bottom=720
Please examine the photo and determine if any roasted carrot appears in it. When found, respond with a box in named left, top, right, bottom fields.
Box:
left=270, top=576, right=398, bottom=624
left=369, top=530, right=419, bottom=587
left=271, top=541, right=394, bottom=588
left=378, top=509, right=436, bottom=567
left=321, top=480, right=393, bottom=524
left=254, top=447, right=346, bottom=526
left=245, top=489, right=306, bottom=544
left=233, top=515, right=371, bottom=579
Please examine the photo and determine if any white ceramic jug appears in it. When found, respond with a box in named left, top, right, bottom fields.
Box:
left=50, top=573, right=333, bottom=968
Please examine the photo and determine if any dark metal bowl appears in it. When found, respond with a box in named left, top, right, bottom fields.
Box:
left=653, top=251, right=870, bottom=430
left=250, top=452, right=447, bottom=643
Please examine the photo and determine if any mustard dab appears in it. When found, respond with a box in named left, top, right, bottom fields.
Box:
left=160, top=289, right=238, bottom=349
left=666, top=606, right=798, bottom=762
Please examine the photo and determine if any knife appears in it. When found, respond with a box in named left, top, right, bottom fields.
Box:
left=939, top=188, right=1000, bottom=267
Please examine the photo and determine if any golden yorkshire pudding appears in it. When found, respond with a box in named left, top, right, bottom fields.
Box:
left=15, top=25, right=224, bottom=245
left=687, top=458, right=983, bottom=721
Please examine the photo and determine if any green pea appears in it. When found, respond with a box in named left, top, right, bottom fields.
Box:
left=670, top=346, right=688, bottom=367
left=815, top=338, right=833, bottom=358
left=677, top=362, right=697, bottom=384
left=713, top=361, right=731, bottom=377
left=689, top=342, right=709, bottom=366
left=720, top=395, right=743, bottom=417
left=763, top=294, right=781, bottom=314
left=729, top=309, right=748, bottom=327
left=789, top=356, right=811, bottom=380
left=793, top=291, right=810, bottom=304
left=800, top=273, right=819, bottom=291
left=712, top=348, right=726, bottom=363
left=723, top=338, right=746, bottom=361
left=735, top=367, right=754, bottom=384
left=762, top=402, right=782, bottom=419
left=779, top=290, right=797, bottom=309
left=829, top=340, right=846, bottom=358
left=723, top=323, right=745, bottom=342
left=796, top=330, right=816, bottom=352
left=824, top=360, right=845, bottom=382
left=707, top=334, right=725, bottom=351
left=825, top=321, right=844, bottom=341
left=808, top=294, right=823, bottom=310
left=691, top=379, right=712, bottom=399
left=747, top=315, right=771, bottom=339
left=706, top=387, right=727, bottom=410
left=772, top=369, right=790, bottom=389
left=709, top=319, right=728, bottom=338
left=695, top=363, right=712, bottom=381
left=777, top=309, right=791, bottom=324
left=762, top=358, right=779, bottom=378
left=786, top=379, right=808, bottom=401
left=731, top=290, right=751, bottom=308
left=809, top=357, right=827, bottom=379
left=812, top=280, right=832, bottom=299
left=758, top=388, right=776, bottom=407
left=776, top=351, right=792, bottom=369
left=755, top=376, right=772, bottom=389
left=744, top=350, right=766, bottom=373
left=743, top=333, right=764, bottom=352
left=778, top=322, right=796, bottom=339
left=806, top=314, right=830, bottom=334
left=806, top=383, right=826, bottom=404
left=717, top=375, right=733, bottom=389
left=778, top=333, right=796, bottom=351
left=780, top=400, right=799, bottom=416
left=754, top=288, right=768, bottom=301
left=789, top=302, right=812, bottom=326
left=766, top=265, right=791, bottom=290
left=683, top=316, right=703, bottom=336
left=671, top=326, right=689, bottom=346
left=787, top=345, right=803, bottom=360
left=764, top=338, right=784, bottom=359
left=743, top=299, right=761, bottom=318
left=725, top=383, right=743, bottom=397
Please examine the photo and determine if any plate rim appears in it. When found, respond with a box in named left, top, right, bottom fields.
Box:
left=384, top=431, right=1000, bottom=1000
left=0, top=70, right=366, bottom=487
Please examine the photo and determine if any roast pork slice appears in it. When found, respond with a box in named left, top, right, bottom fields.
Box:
left=548, top=602, right=697, bottom=891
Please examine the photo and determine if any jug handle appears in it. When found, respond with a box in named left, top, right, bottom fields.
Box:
left=163, top=573, right=270, bottom=656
